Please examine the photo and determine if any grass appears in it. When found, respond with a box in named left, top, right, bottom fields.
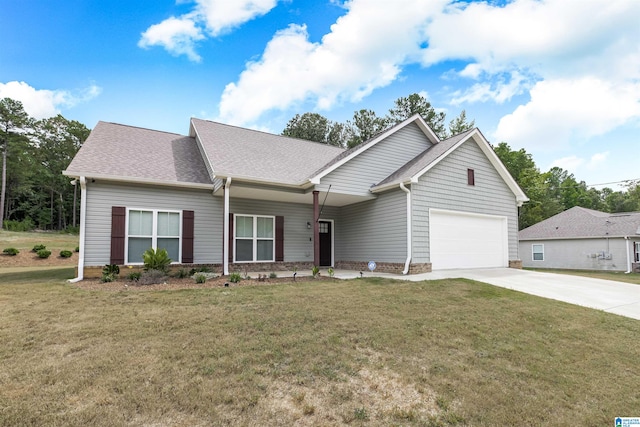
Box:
left=527, top=268, right=640, bottom=285
left=1, top=273, right=639, bottom=426
left=0, top=230, right=79, bottom=252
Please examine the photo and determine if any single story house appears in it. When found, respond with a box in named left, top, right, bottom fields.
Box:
left=519, top=206, right=640, bottom=272
left=63, top=114, right=528, bottom=279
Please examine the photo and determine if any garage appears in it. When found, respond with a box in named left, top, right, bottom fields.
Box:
left=429, top=209, right=508, bottom=270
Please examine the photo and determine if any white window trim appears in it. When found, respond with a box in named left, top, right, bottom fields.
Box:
left=532, top=243, right=544, bottom=262
left=125, top=208, right=182, bottom=265
left=233, top=214, right=275, bottom=263
left=635, top=242, right=640, bottom=263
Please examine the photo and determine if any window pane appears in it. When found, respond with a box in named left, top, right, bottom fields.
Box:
left=533, top=253, right=543, bottom=261
left=236, top=239, right=253, bottom=261
left=257, top=240, right=273, bottom=261
left=532, top=244, right=543, bottom=253
left=157, top=238, right=179, bottom=262
left=129, top=210, right=152, bottom=236
left=236, top=216, right=253, bottom=238
left=257, top=217, right=273, bottom=238
left=157, top=212, right=180, bottom=237
left=128, top=237, right=152, bottom=263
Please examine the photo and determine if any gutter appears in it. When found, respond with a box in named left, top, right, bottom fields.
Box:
left=223, top=177, right=232, bottom=276
left=625, top=236, right=632, bottom=274
left=68, top=177, right=87, bottom=283
left=399, top=182, right=412, bottom=275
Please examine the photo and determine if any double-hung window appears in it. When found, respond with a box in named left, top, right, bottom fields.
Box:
left=127, top=209, right=181, bottom=264
left=532, top=244, right=544, bottom=261
left=635, top=242, right=640, bottom=263
left=235, top=214, right=274, bottom=262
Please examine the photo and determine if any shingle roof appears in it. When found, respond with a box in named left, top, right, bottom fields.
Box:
left=373, top=128, right=476, bottom=189
left=519, top=206, right=640, bottom=240
left=64, top=122, right=212, bottom=186
left=191, top=118, right=344, bottom=186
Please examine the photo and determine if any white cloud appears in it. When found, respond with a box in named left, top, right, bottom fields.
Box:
left=549, top=152, right=609, bottom=175
left=218, top=0, right=448, bottom=125
left=586, top=151, right=609, bottom=170
left=450, top=71, right=530, bottom=105
left=0, top=81, right=102, bottom=119
left=139, top=0, right=278, bottom=61
left=494, top=77, right=640, bottom=149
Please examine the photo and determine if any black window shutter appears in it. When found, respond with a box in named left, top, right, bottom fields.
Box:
left=228, top=213, right=234, bottom=263
left=275, top=216, right=284, bottom=262
left=182, top=210, right=194, bottom=263
left=110, top=206, right=126, bottom=264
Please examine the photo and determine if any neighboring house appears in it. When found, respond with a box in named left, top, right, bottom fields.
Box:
left=519, top=206, right=640, bottom=272
left=63, top=114, right=528, bottom=279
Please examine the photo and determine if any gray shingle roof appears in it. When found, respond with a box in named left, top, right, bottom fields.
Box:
left=191, top=118, right=344, bottom=186
left=519, top=206, right=640, bottom=240
left=64, top=122, right=212, bottom=186
left=373, top=128, right=476, bottom=189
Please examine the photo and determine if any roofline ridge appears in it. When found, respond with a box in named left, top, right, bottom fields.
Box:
left=101, top=121, right=186, bottom=137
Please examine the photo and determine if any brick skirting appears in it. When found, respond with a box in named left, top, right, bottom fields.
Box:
left=335, top=261, right=432, bottom=275
left=633, top=263, right=640, bottom=273
left=509, top=260, right=523, bottom=269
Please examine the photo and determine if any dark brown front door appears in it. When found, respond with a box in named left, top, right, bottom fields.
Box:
left=319, top=220, right=332, bottom=266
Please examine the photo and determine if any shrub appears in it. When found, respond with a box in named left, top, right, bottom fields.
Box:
left=229, top=272, right=242, bottom=283
left=102, top=264, right=120, bottom=276
left=269, top=272, right=278, bottom=279
left=127, top=271, right=141, bottom=282
left=75, top=246, right=80, bottom=252
left=32, top=244, right=46, bottom=253
left=311, top=266, right=320, bottom=278
left=138, top=269, right=167, bottom=285
left=174, top=268, right=190, bottom=279
left=3, top=218, right=34, bottom=232
left=36, top=249, right=51, bottom=259
left=60, top=250, right=73, bottom=258
left=142, top=248, right=171, bottom=272
left=101, top=273, right=115, bottom=283
left=63, top=225, right=80, bottom=234
left=327, top=267, right=334, bottom=278
left=3, top=247, right=19, bottom=256
left=194, top=273, right=207, bottom=284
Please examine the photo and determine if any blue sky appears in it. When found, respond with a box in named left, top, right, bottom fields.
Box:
left=1, top=0, right=639, bottom=189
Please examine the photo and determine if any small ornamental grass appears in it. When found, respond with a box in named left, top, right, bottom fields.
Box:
left=229, top=272, right=242, bottom=283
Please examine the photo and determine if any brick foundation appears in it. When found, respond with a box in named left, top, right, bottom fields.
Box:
left=509, top=260, right=523, bottom=269
left=633, top=263, right=640, bottom=273
left=335, top=261, right=431, bottom=275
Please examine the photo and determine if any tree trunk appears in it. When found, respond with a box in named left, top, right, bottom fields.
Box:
left=0, top=139, right=6, bottom=229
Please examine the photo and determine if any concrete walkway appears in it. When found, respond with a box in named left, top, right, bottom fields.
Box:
left=295, top=267, right=640, bottom=320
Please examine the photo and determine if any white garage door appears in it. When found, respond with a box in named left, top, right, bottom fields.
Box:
left=429, top=209, right=508, bottom=270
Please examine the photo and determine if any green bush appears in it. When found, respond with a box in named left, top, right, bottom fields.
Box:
left=102, top=264, right=120, bottom=276
left=101, top=273, right=115, bottom=283
left=32, top=244, right=46, bottom=253
left=3, top=247, right=19, bottom=256
left=75, top=246, right=80, bottom=252
left=194, top=273, right=207, bottom=284
left=269, top=272, right=278, bottom=279
left=229, top=272, right=242, bottom=283
left=60, top=250, right=73, bottom=258
left=311, top=266, right=320, bottom=278
left=63, top=225, right=80, bottom=234
left=3, top=218, right=34, bottom=232
left=127, top=271, right=141, bottom=281
left=174, top=268, right=190, bottom=279
left=142, top=248, right=171, bottom=272
left=36, top=249, right=51, bottom=259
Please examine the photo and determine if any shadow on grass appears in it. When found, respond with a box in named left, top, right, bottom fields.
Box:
left=0, top=267, right=75, bottom=284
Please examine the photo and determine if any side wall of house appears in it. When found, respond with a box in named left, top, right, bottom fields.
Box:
left=337, top=189, right=407, bottom=263
left=229, top=197, right=341, bottom=263
left=84, top=182, right=222, bottom=266
left=411, top=137, right=519, bottom=263
left=519, top=238, right=630, bottom=271
left=321, top=123, right=432, bottom=195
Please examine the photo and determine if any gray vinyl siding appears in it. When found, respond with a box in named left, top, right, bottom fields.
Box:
left=230, top=198, right=341, bottom=262
left=84, top=182, right=222, bottom=266
left=321, top=123, right=432, bottom=195
left=412, top=138, right=519, bottom=263
left=519, top=238, right=631, bottom=271
left=338, top=189, right=407, bottom=263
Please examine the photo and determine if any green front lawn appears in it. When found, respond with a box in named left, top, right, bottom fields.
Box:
left=527, top=268, right=640, bottom=285
left=1, top=271, right=638, bottom=425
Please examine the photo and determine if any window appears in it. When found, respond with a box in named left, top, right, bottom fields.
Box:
left=127, top=209, right=180, bottom=263
left=532, top=244, right=544, bottom=261
left=635, top=242, right=640, bottom=262
left=234, top=214, right=274, bottom=262
left=467, top=168, right=475, bottom=186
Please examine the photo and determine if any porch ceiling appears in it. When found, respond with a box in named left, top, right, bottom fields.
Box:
left=215, top=184, right=375, bottom=207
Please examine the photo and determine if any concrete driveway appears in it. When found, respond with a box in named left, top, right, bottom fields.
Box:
left=402, top=268, right=640, bottom=320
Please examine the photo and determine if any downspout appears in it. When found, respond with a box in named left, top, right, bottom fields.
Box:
left=400, top=182, right=412, bottom=275
left=68, top=176, right=87, bottom=283
left=223, top=177, right=232, bottom=276
left=625, top=236, right=632, bottom=274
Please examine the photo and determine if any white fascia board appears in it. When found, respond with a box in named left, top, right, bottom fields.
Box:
left=309, top=114, right=439, bottom=184
left=61, top=171, right=215, bottom=190
left=408, top=129, right=529, bottom=204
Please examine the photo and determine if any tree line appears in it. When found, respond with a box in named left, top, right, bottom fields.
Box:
left=0, top=98, right=90, bottom=231
left=281, top=93, right=640, bottom=229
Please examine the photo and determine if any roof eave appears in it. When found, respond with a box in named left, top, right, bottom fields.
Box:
left=62, top=170, right=215, bottom=190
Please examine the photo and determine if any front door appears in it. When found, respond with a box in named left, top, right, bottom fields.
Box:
left=319, top=220, right=332, bottom=266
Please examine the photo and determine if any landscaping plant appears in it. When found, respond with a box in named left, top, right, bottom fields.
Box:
left=3, top=247, right=19, bottom=256
left=142, top=248, right=171, bottom=272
